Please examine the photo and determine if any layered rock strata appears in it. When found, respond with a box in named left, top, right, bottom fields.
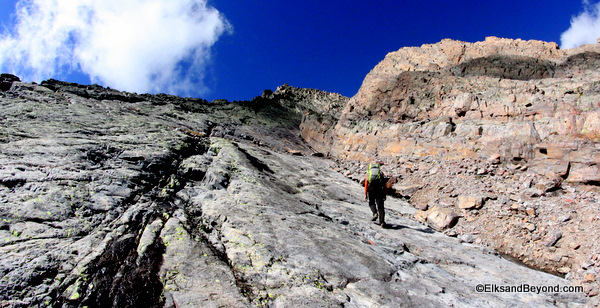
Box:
left=299, top=37, right=600, bottom=300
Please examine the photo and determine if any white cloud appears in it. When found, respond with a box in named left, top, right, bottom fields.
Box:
left=561, top=1, right=600, bottom=49
left=0, top=0, right=231, bottom=96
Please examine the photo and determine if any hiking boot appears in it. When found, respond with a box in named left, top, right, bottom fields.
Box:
left=371, top=214, right=378, bottom=221
left=379, top=222, right=387, bottom=228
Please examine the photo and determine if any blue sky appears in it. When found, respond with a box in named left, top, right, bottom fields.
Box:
left=0, top=1, right=598, bottom=101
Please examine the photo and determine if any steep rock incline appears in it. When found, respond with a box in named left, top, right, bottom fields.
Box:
left=170, top=138, right=585, bottom=307
left=0, top=80, right=214, bottom=307
left=0, top=77, right=588, bottom=306
left=0, top=78, right=323, bottom=306
left=299, top=37, right=600, bottom=300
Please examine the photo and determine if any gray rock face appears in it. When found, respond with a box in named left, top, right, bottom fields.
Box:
left=0, top=79, right=590, bottom=307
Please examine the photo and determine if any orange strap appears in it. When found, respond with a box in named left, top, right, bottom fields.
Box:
left=365, top=174, right=368, bottom=196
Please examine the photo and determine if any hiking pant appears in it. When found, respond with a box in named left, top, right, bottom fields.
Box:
left=368, top=190, right=385, bottom=224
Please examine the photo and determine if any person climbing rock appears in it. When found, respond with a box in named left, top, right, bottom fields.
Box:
left=364, top=161, right=387, bottom=228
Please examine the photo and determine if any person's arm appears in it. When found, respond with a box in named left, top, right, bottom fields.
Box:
left=364, top=175, right=368, bottom=200
left=382, top=172, right=387, bottom=200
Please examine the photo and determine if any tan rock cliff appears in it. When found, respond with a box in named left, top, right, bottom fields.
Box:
left=301, top=37, right=600, bottom=300
left=307, top=37, right=600, bottom=165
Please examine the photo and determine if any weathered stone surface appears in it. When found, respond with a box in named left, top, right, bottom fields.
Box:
left=159, top=215, right=248, bottom=307
left=0, top=75, right=590, bottom=306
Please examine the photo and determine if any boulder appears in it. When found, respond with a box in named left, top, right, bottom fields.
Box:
left=584, top=273, right=597, bottom=283
left=566, top=163, right=600, bottom=184
left=416, top=206, right=460, bottom=231
left=390, top=182, right=422, bottom=199
left=542, top=230, right=563, bottom=247
left=457, top=195, right=484, bottom=210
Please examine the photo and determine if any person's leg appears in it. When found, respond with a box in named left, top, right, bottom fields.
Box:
left=376, top=196, right=385, bottom=226
left=368, top=191, right=378, bottom=220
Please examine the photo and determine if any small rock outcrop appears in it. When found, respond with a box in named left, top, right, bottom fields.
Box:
left=0, top=74, right=20, bottom=91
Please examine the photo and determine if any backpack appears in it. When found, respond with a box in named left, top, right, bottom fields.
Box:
left=367, top=163, right=383, bottom=188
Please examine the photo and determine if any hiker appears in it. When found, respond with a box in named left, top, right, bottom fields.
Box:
left=364, top=161, right=387, bottom=227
